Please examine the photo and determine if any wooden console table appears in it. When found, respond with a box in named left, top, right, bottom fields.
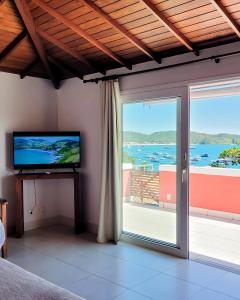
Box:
left=15, top=172, right=83, bottom=238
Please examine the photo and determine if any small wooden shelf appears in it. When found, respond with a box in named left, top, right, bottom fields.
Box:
left=15, top=172, right=83, bottom=238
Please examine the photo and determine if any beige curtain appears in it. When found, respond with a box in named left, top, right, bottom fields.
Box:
left=97, top=79, right=122, bottom=244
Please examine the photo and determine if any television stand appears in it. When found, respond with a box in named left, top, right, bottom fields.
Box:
left=15, top=172, right=83, bottom=238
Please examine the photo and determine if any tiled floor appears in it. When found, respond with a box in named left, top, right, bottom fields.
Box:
left=7, top=225, right=240, bottom=300
left=123, top=202, right=240, bottom=266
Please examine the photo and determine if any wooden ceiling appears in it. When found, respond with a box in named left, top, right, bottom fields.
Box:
left=1, top=0, right=240, bottom=88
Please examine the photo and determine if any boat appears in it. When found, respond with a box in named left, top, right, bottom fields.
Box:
left=191, top=156, right=201, bottom=162
left=216, top=158, right=231, bottom=165
left=200, top=154, right=209, bottom=158
left=148, top=157, right=159, bottom=162
left=162, top=153, right=175, bottom=159
left=159, top=157, right=166, bottom=160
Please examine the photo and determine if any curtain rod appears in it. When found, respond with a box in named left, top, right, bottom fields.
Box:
left=83, top=50, right=240, bottom=84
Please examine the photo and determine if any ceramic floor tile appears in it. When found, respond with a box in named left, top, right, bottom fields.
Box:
left=132, top=273, right=202, bottom=300
left=66, top=275, right=127, bottom=300
left=23, top=236, right=75, bottom=255
left=164, top=260, right=227, bottom=287
left=8, top=245, right=90, bottom=286
left=9, top=226, right=240, bottom=300
left=101, top=241, right=184, bottom=272
left=189, top=289, right=237, bottom=300
left=208, top=272, right=240, bottom=299
left=97, top=260, right=158, bottom=288
left=113, top=290, right=152, bottom=300
left=8, top=237, right=28, bottom=255
left=7, top=246, right=47, bottom=270
left=57, top=249, right=125, bottom=274
left=32, top=258, right=90, bottom=286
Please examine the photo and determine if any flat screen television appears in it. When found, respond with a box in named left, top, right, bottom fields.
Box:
left=13, top=131, right=81, bottom=170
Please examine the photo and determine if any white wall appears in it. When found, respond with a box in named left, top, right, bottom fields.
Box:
left=58, top=41, right=240, bottom=233
left=57, top=80, right=101, bottom=231
left=0, top=72, right=59, bottom=231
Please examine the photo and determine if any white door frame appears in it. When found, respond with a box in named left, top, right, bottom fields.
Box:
left=121, top=86, right=189, bottom=259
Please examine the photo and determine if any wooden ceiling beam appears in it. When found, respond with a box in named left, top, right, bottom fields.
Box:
left=81, top=0, right=161, bottom=63
left=141, top=0, right=195, bottom=53
left=31, top=0, right=131, bottom=69
left=13, top=0, right=60, bottom=89
left=20, top=58, right=39, bottom=79
left=38, top=30, right=105, bottom=75
left=48, top=56, right=84, bottom=80
left=210, top=0, right=240, bottom=38
left=0, top=29, right=27, bottom=63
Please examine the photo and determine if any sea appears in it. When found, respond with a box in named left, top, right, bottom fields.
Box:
left=123, top=144, right=240, bottom=172
left=14, top=149, right=57, bottom=165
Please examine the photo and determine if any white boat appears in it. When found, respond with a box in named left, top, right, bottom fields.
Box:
left=191, top=156, right=201, bottom=162
left=162, top=153, right=175, bottom=159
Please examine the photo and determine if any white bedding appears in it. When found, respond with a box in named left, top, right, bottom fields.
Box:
left=0, top=220, right=5, bottom=248
left=0, top=259, right=85, bottom=300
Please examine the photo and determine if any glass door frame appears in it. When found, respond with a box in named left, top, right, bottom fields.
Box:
left=121, top=86, right=189, bottom=259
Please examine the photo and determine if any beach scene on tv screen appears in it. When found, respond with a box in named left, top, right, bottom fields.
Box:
left=14, top=136, right=80, bottom=165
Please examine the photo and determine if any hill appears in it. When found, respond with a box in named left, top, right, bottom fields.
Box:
left=123, top=131, right=240, bottom=144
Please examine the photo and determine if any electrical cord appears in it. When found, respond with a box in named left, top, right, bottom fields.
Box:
left=30, top=179, right=37, bottom=214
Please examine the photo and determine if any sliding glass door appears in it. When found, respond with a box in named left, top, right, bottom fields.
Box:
left=189, top=78, right=240, bottom=269
left=121, top=88, right=189, bottom=258
left=121, top=77, right=240, bottom=263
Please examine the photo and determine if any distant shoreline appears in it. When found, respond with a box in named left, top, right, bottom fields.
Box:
left=123, top=143, right=238, bottom=146
left=123, top=131, right=240, bottom=145
left=123, top=143, right=177, bottom=146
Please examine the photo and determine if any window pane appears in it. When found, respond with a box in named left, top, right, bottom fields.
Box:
left=122, top=98, right=179, bottom=244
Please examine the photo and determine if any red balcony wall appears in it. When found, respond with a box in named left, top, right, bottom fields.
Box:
left=159, top=170, right=240, bottom=214
left=159, top=171, right=176, bottom=204
left=123, top=169, right=131, bottom=198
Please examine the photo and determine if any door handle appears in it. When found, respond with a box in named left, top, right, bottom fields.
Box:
left=182, top=169, right=187, bottom=182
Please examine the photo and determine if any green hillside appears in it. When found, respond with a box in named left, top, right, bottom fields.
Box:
left=123, top=131, right=240, bottom=145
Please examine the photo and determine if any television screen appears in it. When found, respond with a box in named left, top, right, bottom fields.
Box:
left=13, top=132, right=80, bottom=170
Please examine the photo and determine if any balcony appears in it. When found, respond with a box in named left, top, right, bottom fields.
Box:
left=123, top=164, right=240, bottom=267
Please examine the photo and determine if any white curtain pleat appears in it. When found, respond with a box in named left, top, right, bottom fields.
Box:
left=97, top=80, right=122, bottom=243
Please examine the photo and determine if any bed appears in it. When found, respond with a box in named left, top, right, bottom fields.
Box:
left=0, top=221, right=85, bottom=300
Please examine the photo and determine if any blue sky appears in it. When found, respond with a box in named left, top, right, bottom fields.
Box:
left=123, top=95, right=240, bottom=135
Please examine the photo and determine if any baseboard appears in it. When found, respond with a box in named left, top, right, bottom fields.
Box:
left=58, top=217, right=98, bottom=234
left=7, top=216, right=98, bottom=235
left=57, top=215, right=74, bottom=227
left=24, top=216, right=60, bottom=231
left=51, top=218, right=98, bottom=235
